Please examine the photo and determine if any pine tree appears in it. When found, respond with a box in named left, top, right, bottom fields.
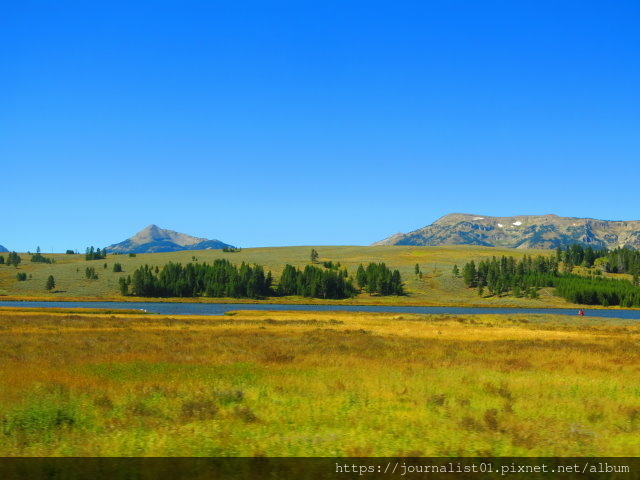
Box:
left=462, top=261, right=477, bottom=287
left=45, top=275, right=56, bottom=291
left=556, top=246, right=563, bottom=262
left=85, top=246, right=106, bottom=261
left=356, top=264, right=367, bottom=290
left=85, top=267, right=98, bottom=280
left=118, top=277, right=129, bottom=295
left=7, top=252, right=21, bottom=267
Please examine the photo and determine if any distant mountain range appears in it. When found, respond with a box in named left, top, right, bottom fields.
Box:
left=0, top=245, right=7, bottom=253
left=373, top=214, right=640, bottom=250
left=106, top=225, right=234, bottom=254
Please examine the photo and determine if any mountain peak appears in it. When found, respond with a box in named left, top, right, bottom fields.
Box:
left=373, top=214, right=640, bottom=249
left=128, top=225, right=207, bottom=246
left=106, top=225, right=233, bottom=254
left=137, top=224, right=161, bottom=237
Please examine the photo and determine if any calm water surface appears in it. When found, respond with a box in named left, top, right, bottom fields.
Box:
left=1, top=300, right=640, bottom=319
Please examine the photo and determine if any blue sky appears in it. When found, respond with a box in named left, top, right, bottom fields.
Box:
left=1, top=1, right=639, bottom=252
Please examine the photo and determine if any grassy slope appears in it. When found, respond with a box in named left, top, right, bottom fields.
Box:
left=0, top=309, right=638, bottom=456
left=0, top=245, right=625, bottom=307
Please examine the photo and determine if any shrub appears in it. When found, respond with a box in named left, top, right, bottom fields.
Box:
left=85, top=267, right=98, bottom=280
left=181, top=398, right=218, bottom=421
left=214, top=390, right=244, bottom=405
left=233, top=406, right=258, bottom=423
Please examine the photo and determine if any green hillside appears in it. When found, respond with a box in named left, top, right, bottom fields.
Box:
left=0, top=245, right=595, bottom=307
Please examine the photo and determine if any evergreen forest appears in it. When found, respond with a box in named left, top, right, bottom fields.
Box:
left=461, top=244, right=640, bottom=307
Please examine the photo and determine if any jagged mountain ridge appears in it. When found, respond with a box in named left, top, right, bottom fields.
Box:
left=106, top=225, right=234, bottom=254
left=373, top=214, right=640, bottom=250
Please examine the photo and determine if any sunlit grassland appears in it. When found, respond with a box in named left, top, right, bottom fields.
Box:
left=1, top=309, right=639, bottom=456
left=0, top=245, right=592, bottom=307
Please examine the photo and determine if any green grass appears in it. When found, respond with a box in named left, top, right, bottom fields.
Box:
left=0, top=245, right=586, bottom=307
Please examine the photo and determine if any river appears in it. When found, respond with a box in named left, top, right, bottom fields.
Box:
left=1, top=300, right=640, bottom=319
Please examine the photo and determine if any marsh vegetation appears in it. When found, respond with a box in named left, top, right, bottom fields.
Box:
left=0, top=309, right=638, bottom=456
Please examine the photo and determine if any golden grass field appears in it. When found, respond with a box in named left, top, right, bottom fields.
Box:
left=1, top=308, right=639, bottom=456
left=0, top=245, right=607, bottom=307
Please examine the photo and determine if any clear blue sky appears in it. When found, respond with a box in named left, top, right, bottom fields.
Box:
left=2, top=1, right=639, bottom=252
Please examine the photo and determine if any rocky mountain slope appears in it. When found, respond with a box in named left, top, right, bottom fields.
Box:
left=0, top=245, right=7, bottom=253
left=373, top=214, right=640, bottom=249
left=106, top=225, right=234, bottom=253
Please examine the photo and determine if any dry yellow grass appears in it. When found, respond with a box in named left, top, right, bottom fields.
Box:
left=0, top=309, right=639, bottom=456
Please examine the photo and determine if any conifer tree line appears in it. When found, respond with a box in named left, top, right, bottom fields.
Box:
left=555, top=244, right=607, bottom=269
left=555, top=244, right=640, bottom=276
left=31, top=247, right=54, bottom=264
left=125, top=260, right=404, bottom=299
left=85, top=247, right=107, bottom=261
left=461, top=245, right=640, bottom=307
left=128, top=259, right=272, bottom=298
left=554, top=275, right=640, bottom=307
left=598, top=248, right=640, bottom=277
left=461, top=255, right=558, bottom=298
left=277, top=264, right=355, bottom=299
left=355, top=263, right=404, bottom=295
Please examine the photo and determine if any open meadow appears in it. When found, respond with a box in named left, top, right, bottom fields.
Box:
left=1, top=308, right=639, bottom=456
left=0, top=245, right=598, bottom=308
